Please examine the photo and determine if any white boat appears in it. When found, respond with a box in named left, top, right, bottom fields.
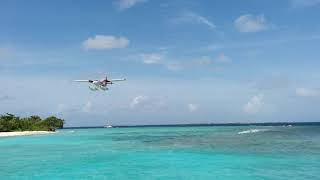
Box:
left=104, top=120, right=113, bottom=128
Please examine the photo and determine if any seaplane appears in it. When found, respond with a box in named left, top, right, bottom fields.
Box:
left=74, top=75, right=126, bottom=91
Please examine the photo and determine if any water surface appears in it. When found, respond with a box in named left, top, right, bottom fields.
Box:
left=1, top=126, right=319, bottom=179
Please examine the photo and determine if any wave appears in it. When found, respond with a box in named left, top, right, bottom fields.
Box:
left=237, top=129, right=270, bottom=135
left=283, top=125, right=293, bottom=127
left=63, top=130, right=75, bottom=133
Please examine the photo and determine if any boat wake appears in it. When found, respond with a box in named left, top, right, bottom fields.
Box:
left=238, top=129, right=270, bottom=135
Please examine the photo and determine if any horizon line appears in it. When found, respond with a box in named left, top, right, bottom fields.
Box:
left=64, top=121, right=320, bottom=129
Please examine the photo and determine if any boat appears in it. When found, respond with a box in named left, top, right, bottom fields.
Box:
left=104, top=125, right=113, bottom=128
left=104, top=120, right=113, bottom=128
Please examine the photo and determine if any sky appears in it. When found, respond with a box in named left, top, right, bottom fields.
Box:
left=1, top=0, right=320, bottom=126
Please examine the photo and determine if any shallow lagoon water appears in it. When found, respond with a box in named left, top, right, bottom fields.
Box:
left=1, top=126, right=319, bottom=179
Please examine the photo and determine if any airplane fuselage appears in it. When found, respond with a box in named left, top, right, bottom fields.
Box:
left=88, top=80, right=113, bottom=91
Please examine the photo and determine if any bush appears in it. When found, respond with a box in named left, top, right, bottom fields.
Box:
left=0, top=114, right=64, bottom=132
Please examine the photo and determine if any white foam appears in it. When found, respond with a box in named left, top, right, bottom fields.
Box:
left=237, top=129, right=269, bottom=135
left=0, top=131, right=55, bottom=137
left=282, top=125, right=293, bottom=127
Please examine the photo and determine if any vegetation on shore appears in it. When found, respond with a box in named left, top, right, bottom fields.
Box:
left=0, top=114, right=64, bottom=132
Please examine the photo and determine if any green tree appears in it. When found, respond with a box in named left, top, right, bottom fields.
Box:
left=0, top=114, right=64, bottom=132
left=43, top=116, right=64, bottom=131
left=0, top=114, right=20, bottom=132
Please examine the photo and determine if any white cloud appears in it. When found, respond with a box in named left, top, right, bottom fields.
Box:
left=130, top=95, right=149, bottom=108
left=234, top=14, right=271, bottom=33
left=296, top=88, right=320, bottom=97
left=243, top=94, right=264, bottom=114
left=173, top=11, right=216, bottom=30
left=138, top=52, right=231, bottom=71
left=138, top=53, right=181, bottom=71
left=82, top=101, right=92, bottom=113
left=116, top=0, right=147, bottom=10
left=130, top=95, right=167, bottom=111
left=188, top=104, right=199, bottom=112
left=140, top=53, right=164, bottom=64
left=291, top=0, right=320, bottom=7
left=82, top=35, right=129, bottom=50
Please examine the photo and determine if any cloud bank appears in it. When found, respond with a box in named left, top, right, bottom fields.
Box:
left=82, top=35, right=129, bottom=50
left=173, top=11, right=216, bottom=31
left=234, top=14, right=272, bottom=33
left=116, top=0, right=147, bottom=10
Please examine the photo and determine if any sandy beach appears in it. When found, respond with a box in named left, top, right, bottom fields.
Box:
left=0, top=131, right=55, bottom=137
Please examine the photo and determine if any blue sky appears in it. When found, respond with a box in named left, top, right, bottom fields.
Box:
left=1, top=0, right=320, bottom=126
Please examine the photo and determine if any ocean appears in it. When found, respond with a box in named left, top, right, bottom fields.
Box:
left=0, top=125, right=319, bottom=180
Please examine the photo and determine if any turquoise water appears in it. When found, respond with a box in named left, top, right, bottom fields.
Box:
left=1, top=126, right=320, bottom=180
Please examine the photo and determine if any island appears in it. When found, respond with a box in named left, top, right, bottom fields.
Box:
left=0, top=113, right=64, bottom=137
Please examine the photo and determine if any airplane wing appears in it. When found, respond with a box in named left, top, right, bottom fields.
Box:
left=74, top=80, right=90, bottom=82
left=110, top=78, right=126, bottom=82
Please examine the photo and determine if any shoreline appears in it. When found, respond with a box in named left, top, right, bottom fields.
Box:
left=0, top=131, right=55, bottom=137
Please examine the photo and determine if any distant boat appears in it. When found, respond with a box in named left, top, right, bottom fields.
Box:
left=104, top=120, right=113, bottom=128
left=104, top=125, right=113, bottom=128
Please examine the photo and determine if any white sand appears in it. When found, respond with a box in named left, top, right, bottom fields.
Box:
left=0, top=131, right=55, bottom=137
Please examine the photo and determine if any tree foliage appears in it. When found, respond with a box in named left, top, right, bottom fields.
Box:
left=0, top=114, right=64, bottom=132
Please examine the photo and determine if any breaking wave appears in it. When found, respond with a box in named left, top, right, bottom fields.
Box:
left=238, top=129, right=270, bottom=135
left=64, top=130, right=75, bottom=133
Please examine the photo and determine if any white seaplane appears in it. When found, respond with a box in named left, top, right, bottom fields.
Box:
left=74, top=75, right=126, bottom=91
